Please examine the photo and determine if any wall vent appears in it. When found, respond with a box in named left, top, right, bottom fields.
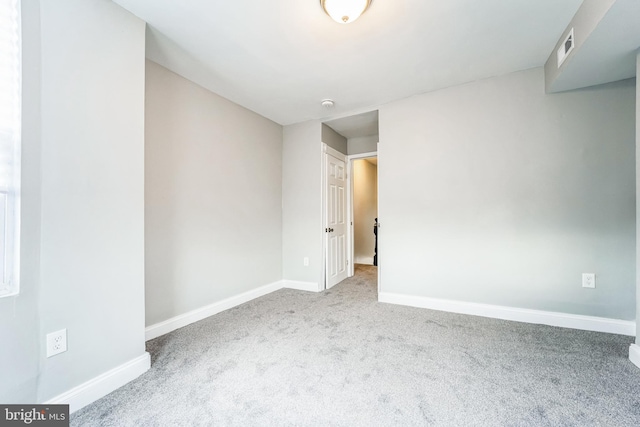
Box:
left=557, top=28, right=575, bottom=68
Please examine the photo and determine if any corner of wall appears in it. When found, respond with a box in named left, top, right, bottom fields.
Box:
left=635, top=52, right=640, bottom=352
left=282, top=121, right=323, bottom=286
left=630, top=344, right=640, bottom=369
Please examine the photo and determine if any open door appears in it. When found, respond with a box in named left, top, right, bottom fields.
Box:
left=325, top=146, right=348, bottom=289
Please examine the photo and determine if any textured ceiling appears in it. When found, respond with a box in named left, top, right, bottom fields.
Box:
left=113, top=0, right=583, bottom=125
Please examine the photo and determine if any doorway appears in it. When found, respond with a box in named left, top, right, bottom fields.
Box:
left=350, top=156, right=378, bottom=269
left=322, top=110, right=379, bottom=291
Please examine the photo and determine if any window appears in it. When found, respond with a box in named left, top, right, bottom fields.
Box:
left=0, top=0, right=21, bottom=297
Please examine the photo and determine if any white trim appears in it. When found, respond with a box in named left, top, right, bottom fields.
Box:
left=0, top=0, right=22, bottom=298
left=630, top=344, right=640, bottom=369
left=321, top=142, right=327, bottom=290
left=379, top=292, right=636, bottom=336
left=282, top=280, right=320, bottom=292
left=145, top=281, right=282, bottom=341
left=0, top=285, right=18, bottom=298
left=353, top=256, right=374, bottom=265
left=346, top=151, right=379, bottom=279
left=45, top=352, right=150, bottom=414
left=348, top=151, right=378, bottom=160
left=323, top=144, right=346, bottom=161
left=346, top=158, right=354, bottom=277
left=145, top=280, right=322, bottom=341
left=376, top=142, right=380, bottom=294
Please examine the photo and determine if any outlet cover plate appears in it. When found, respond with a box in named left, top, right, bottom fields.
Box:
left=46, top=329, right=67, bottom=358
left=582, top=273, right=596, bottom=289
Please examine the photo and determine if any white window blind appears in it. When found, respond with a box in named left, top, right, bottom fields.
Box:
left=0, top=0, right=21, bottom=296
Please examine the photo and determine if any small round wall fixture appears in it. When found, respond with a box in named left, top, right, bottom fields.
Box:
left=321, top=99, right=335, bottom=108
left=320, top=0, right=372, bottom=24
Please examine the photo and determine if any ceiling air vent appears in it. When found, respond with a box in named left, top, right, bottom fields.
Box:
left=557, top=28, right=574, bottom=68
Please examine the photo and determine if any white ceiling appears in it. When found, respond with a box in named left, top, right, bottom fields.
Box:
left=113, top=0, right=583, bottom=126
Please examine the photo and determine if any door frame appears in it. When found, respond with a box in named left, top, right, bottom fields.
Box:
left=346, top=151, right=378, bottom=279
left=321, top=143, right=348, bottom=290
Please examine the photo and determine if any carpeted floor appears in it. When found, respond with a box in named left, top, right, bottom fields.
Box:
left=71, top=265, right=640, bottom=426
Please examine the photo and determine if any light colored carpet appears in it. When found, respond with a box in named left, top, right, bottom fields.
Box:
left=72, top=265, right=640, bottom=426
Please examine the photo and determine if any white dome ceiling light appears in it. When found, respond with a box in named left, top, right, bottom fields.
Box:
left=321, top=99, right=335, bottom=108
left=320, top=0, right=372, bottom=24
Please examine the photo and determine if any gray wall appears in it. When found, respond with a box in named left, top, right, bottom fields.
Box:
left=145, top=60, right=283, bottom=326
left=379, top=67, right=636, bottom=320
left=348, top=135, right=379, bottom=155
left=322, top=124, right=347, bottom=154
left=36, top=0, right=147, bottom=401
left=0, top=0, right=41, bottom=403
left=282, top=121, right=323, bottom=286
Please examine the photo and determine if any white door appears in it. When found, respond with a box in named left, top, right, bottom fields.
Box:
left=326, top=152, right=348, bottom=289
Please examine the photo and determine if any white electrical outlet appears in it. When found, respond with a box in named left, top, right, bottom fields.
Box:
left=303, top=257, right=309, bottom=267
left=582, top=273, right=596, bottom=289
left=46, top=329, right=67, bottom=358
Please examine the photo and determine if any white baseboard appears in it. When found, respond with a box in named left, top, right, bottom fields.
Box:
left=282, top=280, right=320, bottom=292
left=46, top=278, right=322, bottom=413
left=45, top=352, right=150, bottom=414
left=145, top=281, right=283, bottom=341
left=379, top=292, right=636, bottom=336
left=630, top=344, right=640, bottom=369
left=146, top=280, right=322, bottom=341
left=354, top=257, right=374, bottom=266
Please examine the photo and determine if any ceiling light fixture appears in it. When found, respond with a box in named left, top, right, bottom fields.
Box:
left=321, top=99, right=335, bottom=108
left=320, top=0, right=372, bottom=24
